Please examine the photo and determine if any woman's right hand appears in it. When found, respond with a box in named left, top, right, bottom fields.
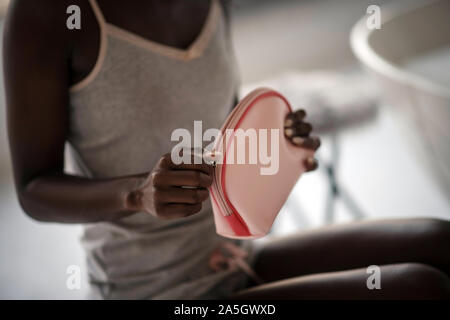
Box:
left=129, top=152, right=214, bottom=220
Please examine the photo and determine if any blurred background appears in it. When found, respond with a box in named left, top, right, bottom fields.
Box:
left=0, top=0, right=449, bottom=299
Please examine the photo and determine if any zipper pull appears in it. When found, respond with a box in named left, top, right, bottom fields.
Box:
left=203, top=149, right=222, bottom=167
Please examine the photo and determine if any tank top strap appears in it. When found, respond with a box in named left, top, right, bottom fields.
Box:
left=70, top=0, right=107, bottom=92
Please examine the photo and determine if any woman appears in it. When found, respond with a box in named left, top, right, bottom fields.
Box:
left=3, top=0, right=449, bottom=299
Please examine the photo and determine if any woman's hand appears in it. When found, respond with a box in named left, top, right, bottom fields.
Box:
left=284, top=109, right=321, bottom=172
left=129, top=152, right=214, bottom=220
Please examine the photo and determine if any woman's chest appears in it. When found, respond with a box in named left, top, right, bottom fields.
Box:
left=71, top=0, right=212, bottom=86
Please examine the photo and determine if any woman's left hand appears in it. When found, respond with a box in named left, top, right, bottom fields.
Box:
left=284, top=109, right=321, bottom=172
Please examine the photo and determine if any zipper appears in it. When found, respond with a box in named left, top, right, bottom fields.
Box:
left=209, top=88, right=275, bottom=239
left=213, top=176, right=233, bottom=216
left=210, top=88, right=271, bottom=218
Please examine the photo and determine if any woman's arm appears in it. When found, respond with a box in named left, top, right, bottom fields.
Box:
left=3, top=1, right=212, bottom=223
left=3, top=1, right=145, bottom=223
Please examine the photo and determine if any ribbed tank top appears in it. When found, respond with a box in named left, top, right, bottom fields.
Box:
left=67, top=0, right=252, bottom=299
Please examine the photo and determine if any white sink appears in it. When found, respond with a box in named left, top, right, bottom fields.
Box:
left=351, top=0, right=450, bottom=199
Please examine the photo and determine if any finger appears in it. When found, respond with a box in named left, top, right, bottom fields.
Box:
left=291, top=136, right=321, bottom=150
left=304, top=157, right=318, bottom=172
left=157, top=203, right=203, bottom=219
left=159, top=152, right=214, bottom=175
left=154, top=187, right=209, bottom=204
left=284, top=110, right=306, bottom=126
left=284, top=122, right=313, bottom=138
left=152, top=170, right=213, bottom=188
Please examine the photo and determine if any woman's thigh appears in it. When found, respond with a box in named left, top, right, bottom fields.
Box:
left=252, top=218, right=450, bottom=283
left=232, top=263, right=450, bottom=300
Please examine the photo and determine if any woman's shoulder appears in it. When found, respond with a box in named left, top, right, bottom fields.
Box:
left=4, top=0, right=87, bottom=47
left=7, top=0, right=73, bottom=26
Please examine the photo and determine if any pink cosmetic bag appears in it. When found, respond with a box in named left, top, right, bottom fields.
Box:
left=208, top=88, right=315, bottom=239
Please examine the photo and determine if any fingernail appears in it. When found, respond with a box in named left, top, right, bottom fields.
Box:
left=297, top=110, right=306, bottom=118
left=284, top=128, right=294, bottom=137
left=292, top=137, right=305, bottom=145
left=284, top=118, right=294, bottom=127
left=306, top=157, right=316, bottom=166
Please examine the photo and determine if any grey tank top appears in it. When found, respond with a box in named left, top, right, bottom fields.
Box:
left=67, top=0, right=253, bottom=299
